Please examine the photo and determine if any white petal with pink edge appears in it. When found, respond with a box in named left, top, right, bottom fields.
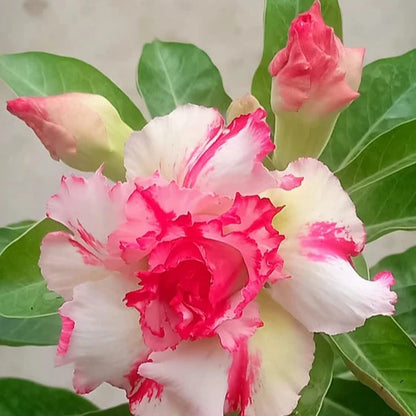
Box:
left=264, top=158, right=396, bottom=334
left=239, top=292, right=315, bottom=416
left=265, top=158, right=365, bottom=247
left=130, top=338, right=231, bottom=416
left=40, top=231, right=112, bottom=300
left=125, top=105, right=223, bottom=183
left=47, top=169, right=133, bottom=244
left=182, top=108, right=275, bottom=196
left=125, top=105, right=275, bottom=196
left=58, top=276, right=146, bottom=393
left=268, top=254, right=396, bottom=334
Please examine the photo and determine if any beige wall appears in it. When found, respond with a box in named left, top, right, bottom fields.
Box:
left=0, top=0, right=415, bottom=409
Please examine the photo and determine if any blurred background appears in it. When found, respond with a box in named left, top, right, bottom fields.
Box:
left=0, top=0, right=415, bottom=409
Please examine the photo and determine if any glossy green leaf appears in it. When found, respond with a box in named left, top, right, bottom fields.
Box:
left=0, top=52, right=145, bottom=129
left=137, top=40, right=231, bottom=117
left=371, top=246, right=416, bottom=342
left=291, top=335, right=334, bottom=416
left=0, top=314, right=60, bottom=346
left=337, top=120, right=416, bottom=192
left=0, top=220, right=35, bottom=254
left=332, top=356, right=356, bottom=381
left=0, top=218, right=65, bottom=318
left=352, top=254, right=369, bottom=279
left=349, top=164, right=416, bottom=241
left=329, top=316, right=416, bottom=416
left=0, top=378, right=98, bottom=416
left=336, top=120, right=416, bottom=241
left=319, top=379, right=398, bottom=416
left=322, top=49, right=416, bottom=170
left=251, top=0, right=342, bottom=130
left=81, top=405, right=130, bottom=416
left=0, top=219, right=62, bottom=345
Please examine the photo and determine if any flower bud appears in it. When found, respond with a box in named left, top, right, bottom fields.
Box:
left=7, top=93, right=133, bottom=181
left=226, top=93, right=262, bottom=124
left=269, top=0, right=364, bottom=169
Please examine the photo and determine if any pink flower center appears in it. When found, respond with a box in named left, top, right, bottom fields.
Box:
left=125, top=238, right=248, bottom=352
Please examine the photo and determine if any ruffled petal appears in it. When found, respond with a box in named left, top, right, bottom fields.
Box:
left=125, top=105, right=223, bottom=183
left=107, top=182, right=232, bottom=274
left=58, top=277, right=146, bottom=393
left=43, top=170, right=135, bottom=294
left=47, top=169, right=133, bottom=246
left=119, top=182, right=283, bottom=352
left=264, top=158, right=396, bottom=334
left=138, top=180, right=232, bottom=220
left=40, top=231, right=111, bottom=300
left=129, top=338, right=231, bottom=416
left=125, top=105, right=275, bottom=197
left=226, top=292, right=314, bottom=416
left=183, top=109, right=275, bottom=196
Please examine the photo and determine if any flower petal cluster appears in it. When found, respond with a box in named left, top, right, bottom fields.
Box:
left=39, top=104, right=396, bottom=416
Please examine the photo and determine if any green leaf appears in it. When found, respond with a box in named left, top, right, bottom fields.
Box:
left=251, top=0, right=342, bottom=130
left=0, top=52, right=146, bottom=129
left=81, top=405, right=130, bottom=416
left=0, top=314, right=60, bottom=346
left=337, top=120, right=416, bottom=192
left=320, top=1, right=343, bottom=38
left=137, top=40, right=231, bottom=117
left=329, top=316, right=416, bottom=416
left=349, top=164, right=416, bottom=242
left=371, top=246, right=416, bottom=342
left=0, top=219, right=62, bottom=345
left=291, top=335, right=334, bottom=416
left=322, top=49, right=416, bottom=170
left=0, top=220, right=35, bottom=254
left=352, top=254, right=369, bottom=279
left=332, top=356, right=356, bottom=381
left=0, top=378, right=98, bottom=416
left=336, top=120, right=416, bottom=241
left=0, top=218, right=65, bottom=318
left=319, top=379, right=398, bottom=416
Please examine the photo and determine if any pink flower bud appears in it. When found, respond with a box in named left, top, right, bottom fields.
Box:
left=268, top=1, right=364, bottom=168
left=7, top=93, right=132, bottom=181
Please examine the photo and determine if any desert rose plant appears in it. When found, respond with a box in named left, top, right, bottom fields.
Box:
left=0, top=1, right=415, bottom=416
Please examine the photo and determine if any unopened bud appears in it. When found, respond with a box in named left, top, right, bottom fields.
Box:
left=269, top=1, right=364, bottom=169
left=226, top=93, right=262, bottom=124
left=7, top=93, right=133, bottom=181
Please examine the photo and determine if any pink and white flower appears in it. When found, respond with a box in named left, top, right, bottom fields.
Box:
left=40, top=104, right=396, bottom=416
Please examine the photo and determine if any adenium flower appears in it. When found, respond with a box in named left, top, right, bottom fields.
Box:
left=7, top=93, right=132, bottom=181
left=268, top=0, right=365, bottom=168
left=40, top=105, right=396, bottom=416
